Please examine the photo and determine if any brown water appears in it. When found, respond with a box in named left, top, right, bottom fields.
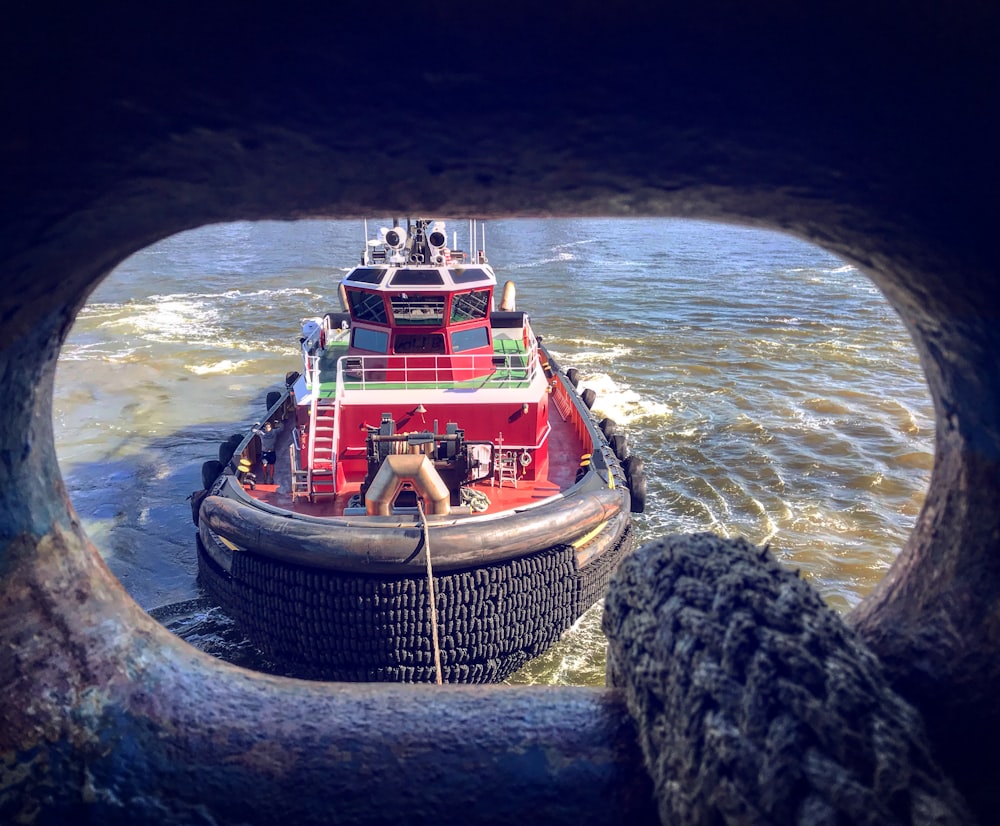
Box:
left=53, top=218, right=934, bottom=685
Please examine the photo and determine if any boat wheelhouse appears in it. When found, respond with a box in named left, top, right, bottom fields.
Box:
left=194, top=219, right=646, bottom=683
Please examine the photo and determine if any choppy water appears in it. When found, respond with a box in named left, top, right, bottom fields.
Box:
left=54, top=218, right=934, bottom=685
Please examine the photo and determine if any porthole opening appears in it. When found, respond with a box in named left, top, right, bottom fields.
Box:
left=53, top=217, right=933, bottom=685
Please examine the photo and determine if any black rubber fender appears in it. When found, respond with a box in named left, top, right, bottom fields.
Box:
left=197, top=540, right=591, bottom=683
left=266, top=390, right=282, bottom=412
left=219, top=433, right=242, bottom=465
left=622, top=455, right=643, bottom=484
left=600, top=418, right=617, bottom=440
left=202, top=459, right=223, bottom=490
left=566, top=367, right=580, bottom=388
left=581, top=388, right=597, bottom=409
left=189, top=489, right=209, bottom=526
left=611, top=433, right=629, bottom=461
left=628, top=467, right=646, bottom=514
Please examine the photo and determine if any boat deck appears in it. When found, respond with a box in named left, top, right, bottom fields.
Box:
left=243, top=403, right=586, bottom=517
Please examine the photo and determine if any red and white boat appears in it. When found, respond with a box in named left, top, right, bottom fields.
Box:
left=194, top=219, right=645, bottom=683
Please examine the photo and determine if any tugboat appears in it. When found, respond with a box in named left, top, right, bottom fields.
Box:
left=194, top=219, right=646, bottom=683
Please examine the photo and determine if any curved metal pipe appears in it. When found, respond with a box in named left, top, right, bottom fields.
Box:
left=365, top=453, right=452, bottom=516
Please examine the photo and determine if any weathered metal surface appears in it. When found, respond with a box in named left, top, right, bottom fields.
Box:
left=1, top=525, right=655, bottom=824
left=2, top=1, right=999, bottom=823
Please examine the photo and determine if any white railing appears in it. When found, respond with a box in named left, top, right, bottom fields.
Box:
left=300, top=320, right=323, bottom=388
left=306, top=355, right=320, bottom=491
left=336, top=345, right=542, bottom=392
left=303, top=352, right=321, bottom=387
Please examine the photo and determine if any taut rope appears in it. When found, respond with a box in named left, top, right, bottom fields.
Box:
left=417, top=500, right=443, bottom=685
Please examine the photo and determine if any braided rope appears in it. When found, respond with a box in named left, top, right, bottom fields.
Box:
left=603, top=533, right=973, bottom=825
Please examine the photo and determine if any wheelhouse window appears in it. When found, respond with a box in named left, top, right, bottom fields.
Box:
left=390, top=294, right=445, bottom=325
left=346, top=288, right=388, bottom=324
left=346, top=267, right=387, bottom=285
left=394, top=333, right=446, bottom=354
left=451, top=326, right=490, bottom=352
left=351, top=327, right=389, bottom=353
left=450, top=290, right=490, bottom=323
left=389, top=268, right=445, bottom=286
left=449, top=267, right=492, bottom=284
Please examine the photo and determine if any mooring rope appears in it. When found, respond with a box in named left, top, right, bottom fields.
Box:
left=603, top=533, right=974, bottom=825
left=417, top=500, right=443, bottom=685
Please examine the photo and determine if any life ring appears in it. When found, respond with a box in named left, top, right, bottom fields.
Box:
left=519, top=450, right=532, bottom=467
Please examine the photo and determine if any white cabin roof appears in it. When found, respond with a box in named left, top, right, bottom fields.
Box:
left=342, top=264, right=496, bottom=292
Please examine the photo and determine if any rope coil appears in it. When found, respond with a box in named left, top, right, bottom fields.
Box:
left=603, top=533, right=973, bottom=825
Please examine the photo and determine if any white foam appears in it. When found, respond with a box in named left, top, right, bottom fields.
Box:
left=547, top=341, right=634, bottom=364
left=100, top=297, right=222, bottom=343
left=577, top=373, right=671, bottom=424
left=186, top=359, right=249, bottom=375
left=553, top=238, right=598, bottom=249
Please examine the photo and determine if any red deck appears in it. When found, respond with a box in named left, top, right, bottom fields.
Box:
left=245, top=404, right=587, bottom=517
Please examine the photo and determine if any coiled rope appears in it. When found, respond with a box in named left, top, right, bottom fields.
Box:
left=417, top=499, right=443, bottom=685
left=460, top=486, right=491, bottom=512
left=603, top=533, right=974, bottom=825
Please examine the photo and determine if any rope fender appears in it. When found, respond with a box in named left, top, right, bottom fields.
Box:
left=602, top=533, right=974, bottom=826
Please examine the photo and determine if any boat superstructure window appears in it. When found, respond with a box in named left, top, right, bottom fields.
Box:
left=391, top=295, right=445, bottom=325
left=347, top=267, right=387, bottom=285
left=449, top=267, right=492, bottom=284
left=394, top=332, right=447, bottom=354
left=450, top=326, right=490, bottom=352
left=351, top=327, right=389, bottom=353
left=347, top=289, right=388, bottom=324
left=389, top=268, right=446, bottom=286
left=450, top=290, right=490, bottom=323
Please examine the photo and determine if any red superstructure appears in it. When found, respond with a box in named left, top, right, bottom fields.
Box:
left=286, top=219, right=561, bottom=514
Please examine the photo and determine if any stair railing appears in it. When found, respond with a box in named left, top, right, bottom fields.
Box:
left=307, top=354, right=321, bottom=496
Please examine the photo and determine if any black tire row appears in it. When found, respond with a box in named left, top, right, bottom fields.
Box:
left=197, top=539, right=592, bottom=683
left=576, top=524, right=635, bottom=611
left=244, top=549, right=577, bottom=593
